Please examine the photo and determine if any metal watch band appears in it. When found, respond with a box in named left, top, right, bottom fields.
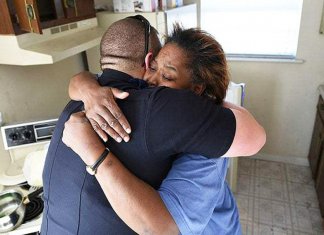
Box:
left=86, top=147, right=110, bottom=175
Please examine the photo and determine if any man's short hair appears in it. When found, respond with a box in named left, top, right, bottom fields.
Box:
left=100, top=17, right=161, bottom=71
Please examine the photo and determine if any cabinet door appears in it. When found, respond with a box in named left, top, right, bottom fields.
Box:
left=61, top=0, right=77, bottom=18
left=308, top=111, right=324, bottom=178
left=62, top=0, right=95, bottom=19
left=0, top=0, right=15, bottom=34
left=13, top=0, right=42, bottom=34
left=75, top=0, right=95, bottom=17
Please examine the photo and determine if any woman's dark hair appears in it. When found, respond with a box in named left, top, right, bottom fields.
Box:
left=165, top=24, right=229, bottom=104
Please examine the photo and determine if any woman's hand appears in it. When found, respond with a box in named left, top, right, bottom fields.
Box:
left=84, top=85, right=131, bottom=143
left=69, top=71, right=131, bottom=143
left=62, top=111, right=106, bottom=166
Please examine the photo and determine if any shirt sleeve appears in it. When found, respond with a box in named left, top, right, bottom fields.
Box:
left=96, top=72, right=103, bottom=80
left=146, top=88, right=236, bottom=158
left=158, top=154, right=222, bottom=235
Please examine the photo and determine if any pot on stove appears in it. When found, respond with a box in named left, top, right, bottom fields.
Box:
left=0, top=187, right=43, bottom=232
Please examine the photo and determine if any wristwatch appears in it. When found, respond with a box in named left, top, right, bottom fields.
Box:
left=86, top=147, right=110, bottom=175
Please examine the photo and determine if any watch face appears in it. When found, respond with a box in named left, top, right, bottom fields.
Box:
left=86, top=165, right=96, bottom=175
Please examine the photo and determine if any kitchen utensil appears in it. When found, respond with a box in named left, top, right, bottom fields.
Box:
left=0, top=187, right=43, bottom=232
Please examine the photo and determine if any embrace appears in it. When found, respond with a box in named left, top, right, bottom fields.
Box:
left=41, top=16, right=266, bottom=235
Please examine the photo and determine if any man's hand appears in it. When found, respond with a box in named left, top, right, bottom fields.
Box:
left=62, top=112, right=106, bottom=165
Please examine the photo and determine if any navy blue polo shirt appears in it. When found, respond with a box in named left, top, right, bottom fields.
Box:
left=41, top=69, right=236, bottom=235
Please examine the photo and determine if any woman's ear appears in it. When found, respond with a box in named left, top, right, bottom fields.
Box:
left=144, top=52, right=154, bottom=70
left=192, top=84, right=206, bottom=96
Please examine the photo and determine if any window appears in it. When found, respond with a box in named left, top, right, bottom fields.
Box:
left=201, top=0, right=303, bottom=59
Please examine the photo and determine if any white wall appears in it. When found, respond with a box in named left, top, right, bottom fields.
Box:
left=0, top=55, right=84, bottom=123
left=227, top=0, right=324, bottom=164
left=0, top=55, right=84, bottom=160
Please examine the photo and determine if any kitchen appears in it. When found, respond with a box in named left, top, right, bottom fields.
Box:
left=0, top=0, right=323, bottom=234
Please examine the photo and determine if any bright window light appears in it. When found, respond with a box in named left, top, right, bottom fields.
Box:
left=201, top=0, right=303, bottom=58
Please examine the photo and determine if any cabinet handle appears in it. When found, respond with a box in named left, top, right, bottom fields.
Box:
left=26, top=4, right=35, bottom=20
left=63, top=0, right=78, bottom=16
left=63, top=0, right=76, bottom=8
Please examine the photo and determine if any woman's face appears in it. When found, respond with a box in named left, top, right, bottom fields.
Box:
left=144, top=43, right=194, bottom=90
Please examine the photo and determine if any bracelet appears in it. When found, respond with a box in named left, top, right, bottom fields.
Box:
left=86, top=147, right=110, bottom=175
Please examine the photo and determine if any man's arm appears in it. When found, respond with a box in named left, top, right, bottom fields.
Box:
left=62, top=112, right=179, bottom=235
left=69, top=71, right=131, bottom=143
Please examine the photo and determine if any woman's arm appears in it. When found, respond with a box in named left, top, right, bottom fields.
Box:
left=222, top=101, right=266, bottom=157
left=62, top=112, right=179, bottom=235
left=69, top=71, right=131, bottom=143
left=96, top=153, right=179, bottom=235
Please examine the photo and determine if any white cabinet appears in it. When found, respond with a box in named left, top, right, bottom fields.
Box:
left=0, top=18, right=104, bottom=66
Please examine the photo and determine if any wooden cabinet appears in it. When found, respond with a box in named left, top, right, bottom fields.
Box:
left=316, top=147, right=324, bottom=217
left=0, top=0, right=15, bottom=34
left=62, top=0, right=95, bottom=19
left=309, top=96, right=324, bottom=178
left=13, top=0, right=42, bottom=33
left=0, top=0, right=95, bottom=35
left=308, top=95, right=324, bottom=217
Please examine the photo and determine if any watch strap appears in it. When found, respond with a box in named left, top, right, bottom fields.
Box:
left=86, top=147, right=110, bottom=175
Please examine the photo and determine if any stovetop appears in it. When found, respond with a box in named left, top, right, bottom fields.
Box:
left=0, top=186, right=43, bottom=235
left=23, top=197, right=43, bottom=223
left=0, top=119, right=56, bottom=235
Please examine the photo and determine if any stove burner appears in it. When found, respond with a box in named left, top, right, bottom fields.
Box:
left=23, top=197, right=44, bottom=223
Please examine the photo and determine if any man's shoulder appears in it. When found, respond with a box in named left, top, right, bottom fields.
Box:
left=127, top=86, right=193, bottom=100
left=63, top=100, right=84, bottom=113
left=146, top=86, right=205, bottom=107
left=58, top=100, right=84, bottom=122
left=151, top=86, right=196, bottom=97
left=49, top=100, right=84, bottom=147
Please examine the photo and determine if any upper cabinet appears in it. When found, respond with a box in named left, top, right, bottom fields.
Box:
left=62, top=0, right=95, bottom=19
left=13, top=0, right=42, bottom=33
left=0, top=0, right=104, bottom=65
left=0, top=0, right=96, bottom=35
left=0, top=0, right=14, bottom=34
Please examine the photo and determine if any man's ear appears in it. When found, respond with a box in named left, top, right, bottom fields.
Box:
left=144, top=52, right=154, bottom=70
left=192, top=84, right=206, bottom=96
